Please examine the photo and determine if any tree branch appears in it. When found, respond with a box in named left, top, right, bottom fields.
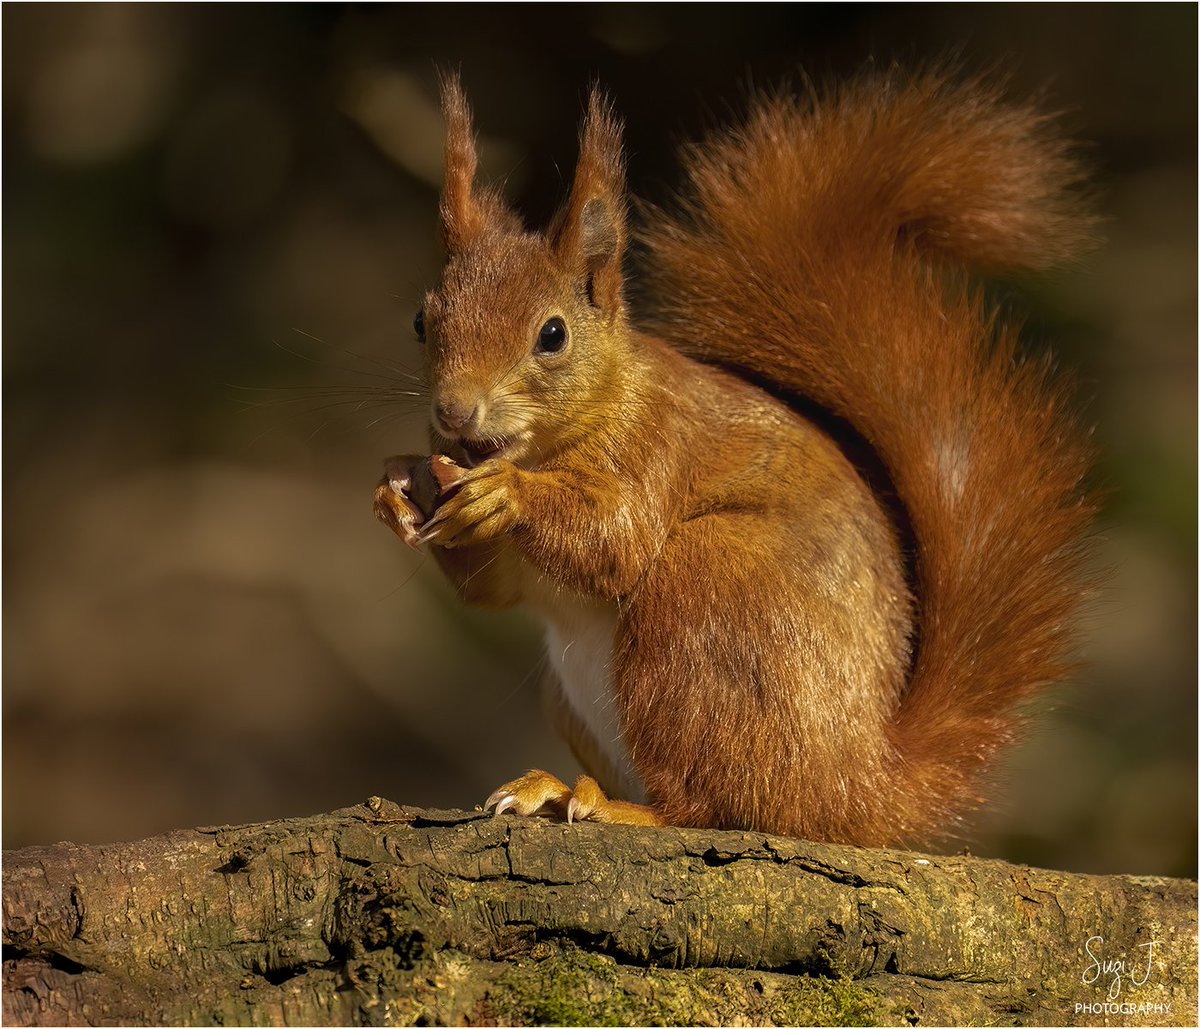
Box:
left=4, top=801, right=1195, bottom=1026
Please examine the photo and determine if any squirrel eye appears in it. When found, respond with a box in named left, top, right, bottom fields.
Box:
left=534, top=316, right=568, bottom=355
left=413, top=309, right=426, bottom=344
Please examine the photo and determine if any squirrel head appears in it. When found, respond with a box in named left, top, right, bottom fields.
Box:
left=416, top=75, right=630, bottom=467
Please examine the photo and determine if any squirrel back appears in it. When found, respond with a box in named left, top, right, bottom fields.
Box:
left=640, top=71, right=1098, bottom=841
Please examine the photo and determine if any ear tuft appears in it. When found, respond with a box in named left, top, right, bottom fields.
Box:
left=553, top=88, right=628, bottom=313
left=438, top=71, right=482, bottom=252
left=437, top=72, right=522, bottom=252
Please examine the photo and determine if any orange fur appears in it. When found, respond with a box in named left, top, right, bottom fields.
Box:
left=376, top=70, right=1097, bottom=848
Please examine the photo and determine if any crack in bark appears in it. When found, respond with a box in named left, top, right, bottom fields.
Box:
left=2, top=946, right=90, bottom=977
left=685, top=840, right=902, bottom=893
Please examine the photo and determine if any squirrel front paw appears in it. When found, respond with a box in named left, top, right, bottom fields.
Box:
left=373, top=454, right=428, bottom=550
left=418, top=458, right=522, bottom=549
left=374, top=454, right=470, bottom=549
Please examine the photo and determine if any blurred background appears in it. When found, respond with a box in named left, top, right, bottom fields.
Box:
left=3, top=4, right=1194, bottom=878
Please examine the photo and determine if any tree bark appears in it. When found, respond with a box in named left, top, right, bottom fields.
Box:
left=3, top=800, right=1195, bottom=1026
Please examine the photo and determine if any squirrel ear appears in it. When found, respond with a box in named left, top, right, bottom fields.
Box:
left=439, top=73, right=486, bottom=253
left=552, top=88, right=627, bottom=314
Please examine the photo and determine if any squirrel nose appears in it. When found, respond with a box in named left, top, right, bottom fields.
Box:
left=435, top=399, right=477, bottom=434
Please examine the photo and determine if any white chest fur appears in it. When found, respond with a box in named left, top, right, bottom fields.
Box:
left=526, top=582, right=644, bottom=802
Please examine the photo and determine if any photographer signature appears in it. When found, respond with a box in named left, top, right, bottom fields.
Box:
left=1082, top=935, right=1158, bottom=1000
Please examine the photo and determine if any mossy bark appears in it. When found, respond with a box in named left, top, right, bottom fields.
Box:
left=4, top=801, right=1195, bottom=1026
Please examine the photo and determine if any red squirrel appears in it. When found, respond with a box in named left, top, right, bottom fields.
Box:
left=373, top=71, right=1097, bottom=848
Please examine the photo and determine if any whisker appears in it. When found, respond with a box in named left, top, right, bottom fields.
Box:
left=362, top=408, right=424, bottom=433
left=492, top=650, right=549, bottom=711
left=289, top=327, right=426, bottom=384
left=229, top=389, right=425, bottom=411
left=373, top=550, right=431, bottom=605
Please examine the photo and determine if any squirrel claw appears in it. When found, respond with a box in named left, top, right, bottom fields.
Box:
left=485, top=790, right=518, bottom=816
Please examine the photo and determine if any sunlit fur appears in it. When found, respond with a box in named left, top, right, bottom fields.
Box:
left=414, top=70, right=1096, bottom=848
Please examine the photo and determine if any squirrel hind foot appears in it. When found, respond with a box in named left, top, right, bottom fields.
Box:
left=484, top=770, right=663, bottom=827
left=484, top=769, right=573, bottom=819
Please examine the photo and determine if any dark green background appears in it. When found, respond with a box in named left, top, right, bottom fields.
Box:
left=4, top=4, right=1195, bottom=877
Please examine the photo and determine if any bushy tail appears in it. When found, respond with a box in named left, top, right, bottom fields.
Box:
left=641, top=70, right=1098, bottom=842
